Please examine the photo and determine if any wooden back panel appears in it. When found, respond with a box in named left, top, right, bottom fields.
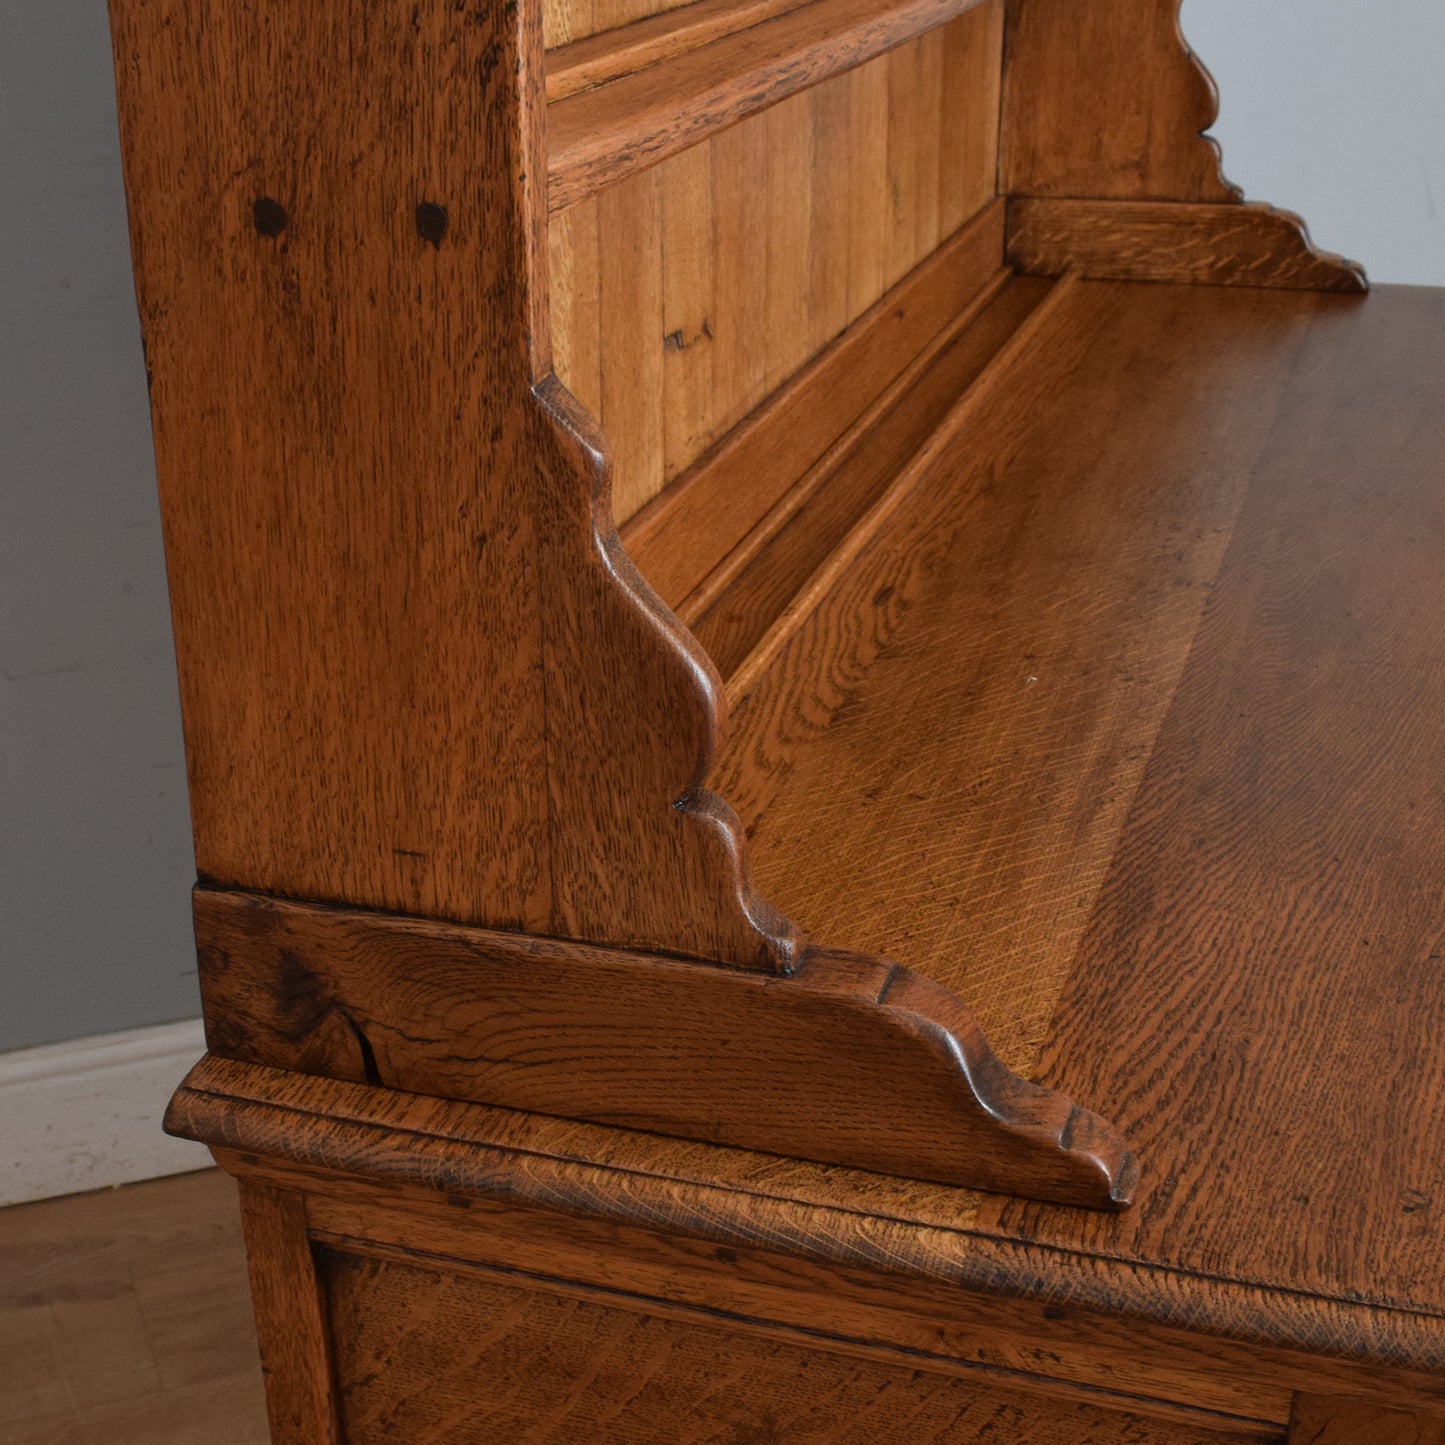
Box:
left=546, top=0, right=703, bottom=47
left=551, top=2, right=1005, bottom=521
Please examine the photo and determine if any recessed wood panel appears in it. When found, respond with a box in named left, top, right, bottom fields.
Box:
left=319, top=1248, right=1277, bottom=1443
left=548, top=0, right=1005, bottom=522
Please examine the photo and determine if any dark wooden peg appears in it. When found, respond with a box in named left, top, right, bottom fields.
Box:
left=251, top=196, right=287, bottom=237
left=415, top=201, right=449, bottom=246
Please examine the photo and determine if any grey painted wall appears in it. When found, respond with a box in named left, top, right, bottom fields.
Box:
left=1185, top=0, right=1445, bottom=288
left=1, top=2, right=1441, bottom=1052
left=2, top=0, right=197, bottom=1051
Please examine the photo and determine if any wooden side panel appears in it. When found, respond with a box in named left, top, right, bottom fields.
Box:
left=550, top=1, right=1005, bottom=522
left=1001, top=0, right=1237, bottom=203
left=319, top=1248, right=1279, bottom=1442
left=107, top=0, right=797, bottom=967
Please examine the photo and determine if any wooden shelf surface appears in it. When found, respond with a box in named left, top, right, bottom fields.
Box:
left=545, top=0, right=989, bottom=211
left=707, top=279, right=1445, bottom=1336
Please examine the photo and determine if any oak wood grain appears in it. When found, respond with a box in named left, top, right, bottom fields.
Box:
left=552, top=6, right=1005, bottom=524
left=191, top=886, right=1135, bottom=1206
left=319, top=1246, right=1279, bottom=1442
left=546, top=0, right=990, bottom=212
left=1000, top=0, right=1238, bottom=203
left=676, top=267, right=1017, bottom=629
left=712, top=280, right=1323, bottom=1073
left=1288, top=1395, right=1445, bottom=1444
left=236, top=1182, right=337, bottom=1444
left=621, top=198, right=1006, bottom=608
left=174, top=1056, right=1445, bottom=1413
left=296, top=1181, right=1294, bottom=1425
left=690, top=273, right=1049, bottom=677
left=1008, top=199, right=1367, bottom=292
left=980, top=285, right=1445, bottom=1319
left=544, top=0, right=774, bottom=49
left=546, top=0, right=815, bottom=100
left=107, top=0, right=797, bottom=969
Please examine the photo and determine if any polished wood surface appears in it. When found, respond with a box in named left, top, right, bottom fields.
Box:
left=691, top=273, right=1053, bottom=679
left=620, top=199, right=1006, bottom=608
left=1289, top=1395, right=1445, bottom=1445
left=320, top=1247, right=1275, bottom=1442
left=0, top=1173, right=266, bottom=1445
left=716, top=280, right=1445, bottom=1362
left=547, top=0, right=815, bottom=99
left=717, top=281, right=1325, bottom=1066
left=13, top=1163, right=1441, bottom=1440
left=173, top=1055, right=1445, bottom=1423
left=1007, top=199, right=1366, bottom=292
left=191, top=886, right=1134, bottom=1205
left=238, top=1183, right=338, bottom=1444
left=980, top=283, right=1445, bottom=1312
left=103, top=0, right=1445, bottom=1430
left=550, top=1, right=1004, bottom=520
left=545, top=0, right=762, bottom=49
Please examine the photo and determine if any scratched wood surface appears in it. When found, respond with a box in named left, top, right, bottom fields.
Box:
left=549, top=1, right=1003, bottom=521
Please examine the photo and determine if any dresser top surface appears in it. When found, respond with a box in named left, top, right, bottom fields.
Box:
left=717, top=278, right=1445, bottom=1328
left=174, top=279, right=1445, bottom=1386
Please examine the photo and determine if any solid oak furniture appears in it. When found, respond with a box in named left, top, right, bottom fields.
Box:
left=105, top=0, right=1445, bottom=1437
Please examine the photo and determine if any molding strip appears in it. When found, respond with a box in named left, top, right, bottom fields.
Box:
left=1006, top=198, right=1367, bottom=293
left=0, top=1018, right=210, bottom=1206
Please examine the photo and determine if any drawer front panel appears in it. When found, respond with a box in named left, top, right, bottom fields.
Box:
left=318, top=1246, right=1280, bottom=1444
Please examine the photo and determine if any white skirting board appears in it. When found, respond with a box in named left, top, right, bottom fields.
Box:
left=0, top=1017, right=213, bottom=1207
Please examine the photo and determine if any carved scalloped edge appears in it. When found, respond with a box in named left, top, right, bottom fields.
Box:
left=1254, top=204, right=1370, bottom=292
left=1171, top=0, right=1244, bottom=205
left=187, top=887, right=1136, bottom=1209
left=1171, top=0, right=1369, bottom=295
left=532, top=378, right=803, bottom=973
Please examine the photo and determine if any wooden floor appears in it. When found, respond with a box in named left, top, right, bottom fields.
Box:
left=0, top=1170, right=268, bottom=1444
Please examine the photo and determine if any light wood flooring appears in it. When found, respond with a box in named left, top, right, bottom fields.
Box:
left=0, top=1170, right=268, bottom=1443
